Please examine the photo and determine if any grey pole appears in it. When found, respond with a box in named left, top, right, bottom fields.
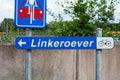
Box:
left=96, top=28, right=102, bottom=80
left=76, top=50, right=79, bottom=80
left=26, top=28, right=32, bottom=80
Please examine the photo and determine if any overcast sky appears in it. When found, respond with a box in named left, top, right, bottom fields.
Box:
left=0, top=0, right=120, bottom=23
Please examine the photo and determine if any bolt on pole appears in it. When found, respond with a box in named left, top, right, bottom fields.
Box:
left=96, top=28, right=102, bottom=80
left=26, top=28, right=32, bottom=80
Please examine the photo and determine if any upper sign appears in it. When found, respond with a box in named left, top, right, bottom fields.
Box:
left=14, top=0, right=46, bottom=28
left=15, top=37, right=114, bottom=50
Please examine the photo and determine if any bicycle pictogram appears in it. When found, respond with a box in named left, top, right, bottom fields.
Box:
left=98, top=39, right=111, bottom=47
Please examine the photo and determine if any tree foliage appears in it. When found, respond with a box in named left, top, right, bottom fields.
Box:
left=0, top=18, right=15, bottom=32
left=48, top=0, right=118, bottom=36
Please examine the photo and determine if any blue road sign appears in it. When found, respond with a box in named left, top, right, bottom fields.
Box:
left=16, top=37, right=97, bottom=49
left=14, top=0, right=46, bottom=28
left=15, top=37, right=114, bottom=50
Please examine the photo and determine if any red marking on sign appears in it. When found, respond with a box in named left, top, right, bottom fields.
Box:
left=19, top=8, right=43, bottom=20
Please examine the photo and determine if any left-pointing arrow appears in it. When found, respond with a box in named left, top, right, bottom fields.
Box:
left=18, top=39, right=26, bottom=47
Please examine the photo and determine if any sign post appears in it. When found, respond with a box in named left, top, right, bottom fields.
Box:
left=96, top=28, right=102, bottom=80
left=14, top=0, right=46, bottom=80
left=26, top=29, right=32, bottom=80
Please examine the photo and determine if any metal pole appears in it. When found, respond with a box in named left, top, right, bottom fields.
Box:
left=76, top=50, right=79, bottom=80
left=26, top=28, right=32, bottom=80
left=96, top=28, right=102, bottom=80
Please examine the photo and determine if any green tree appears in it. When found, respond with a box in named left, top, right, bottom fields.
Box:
left=0, top=18, right=15, bottom=32
left=48, top=0, right=118, bottom=36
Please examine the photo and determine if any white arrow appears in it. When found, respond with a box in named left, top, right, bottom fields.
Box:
left=18, top=39, right=26, bottom=47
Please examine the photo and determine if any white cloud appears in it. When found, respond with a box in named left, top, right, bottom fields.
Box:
left=47, top=0, right=63, bottom=13
left=4, top=3, right=12, bottom=10
left=114, top=3, right=120, bottom=23
left=47, top=0, right=64, bottom=22
left=0, top=0, right=14, bottom=22
left=47, top=0, right=72, bottom=22
left=0, top=0, right=1, bottom=5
